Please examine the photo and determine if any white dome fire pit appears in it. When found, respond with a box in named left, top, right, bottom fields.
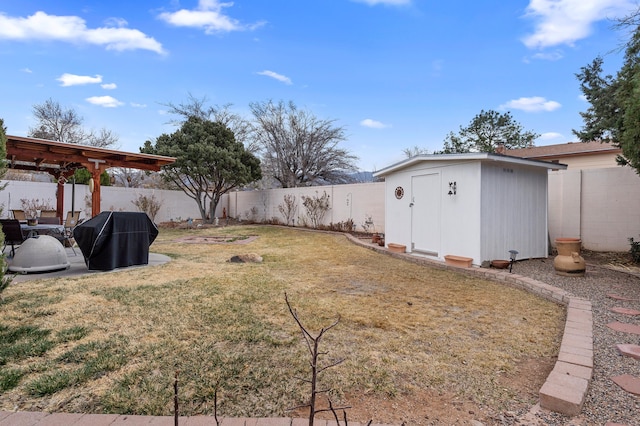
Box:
left=8, top=235, right=70, bottom=274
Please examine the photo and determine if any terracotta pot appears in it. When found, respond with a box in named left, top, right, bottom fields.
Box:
left=444, top=255, right=472, bottom=268
left=554, top=238, right=585, bottom=276
left=387, top=243, right=406, bottom=253
left=490, top=259, right=510, bottom=269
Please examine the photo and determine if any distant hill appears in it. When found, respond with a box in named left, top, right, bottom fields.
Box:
left=350, top=171, right=375, bottom=183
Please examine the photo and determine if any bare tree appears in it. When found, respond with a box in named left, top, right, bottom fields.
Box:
left=402, top=145, right=430, bottom=158
left=109, top=168, right=147, bottom=188
left=29, top=98, right=118, bottom=147
left=285, top=293, right=349, bottom=426
left=162, top=93, right=257, bottom=153
left=250, top=100, right=358, bottom=188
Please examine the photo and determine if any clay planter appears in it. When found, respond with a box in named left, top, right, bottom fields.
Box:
left=490, top=259, right=510, bottom=269
left=554, top=238, right=586, bottom=276
left=372, top=233, right=381, bottom=244
left=444, top=255, right=473, bottom=268
left=387, top=243, right=406, bottom=253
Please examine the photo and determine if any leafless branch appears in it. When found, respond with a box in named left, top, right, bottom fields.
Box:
left=284, top=292, right=346, bottom=426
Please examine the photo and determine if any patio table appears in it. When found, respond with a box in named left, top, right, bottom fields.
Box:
left=20, top=223, right=65, bottom=240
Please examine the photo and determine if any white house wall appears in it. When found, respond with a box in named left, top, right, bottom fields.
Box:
left=480, top=163, right=549, bottom=262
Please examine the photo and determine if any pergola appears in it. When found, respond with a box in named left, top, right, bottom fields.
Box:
left=5, top=135, right=175, bottom=220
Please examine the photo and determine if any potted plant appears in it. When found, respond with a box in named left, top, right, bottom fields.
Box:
left=21, top=198, right=54, bottom=226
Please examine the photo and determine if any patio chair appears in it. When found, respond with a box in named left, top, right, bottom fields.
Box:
left=63, top=211, right=81, bottom=255
left=38, top=216, right=61, bottom=225
left=1, top=218, right=27, bottom=257
left=11, top=210, right=26, bottom=221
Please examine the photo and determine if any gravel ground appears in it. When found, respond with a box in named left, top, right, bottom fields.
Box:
left=509, top=254, right=640, bottom=426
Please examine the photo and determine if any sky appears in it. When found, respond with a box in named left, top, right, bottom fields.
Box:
left=0, top=0, right=637, bottom=172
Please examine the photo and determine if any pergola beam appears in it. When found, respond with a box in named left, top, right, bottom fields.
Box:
left=5, top=135, right=175, bottom=219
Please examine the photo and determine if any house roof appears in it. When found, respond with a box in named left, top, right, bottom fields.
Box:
left=505, top=141, right=620, bottom=160
left=373, top=152, right=566, bottom=178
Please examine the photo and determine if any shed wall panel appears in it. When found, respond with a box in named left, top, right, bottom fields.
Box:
left=480, top=163, right=548, bottom=262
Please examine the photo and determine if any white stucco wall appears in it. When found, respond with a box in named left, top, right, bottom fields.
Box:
left=3, top=165, right=638, bottom=253
left=548, top=167, right=640, bottom=251
left=222, top=183, right=385, bottom=231
left=0, top=180, right=203, bottom=223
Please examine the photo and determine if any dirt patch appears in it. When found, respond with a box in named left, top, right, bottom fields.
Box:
left=290, top=356, right=555, bottom=425
left=173, top=235, right=258, bottom=244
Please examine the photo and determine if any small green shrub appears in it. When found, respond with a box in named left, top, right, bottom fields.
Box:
left=629, top=236, right=640, bottom=264
left=301, top=190, right=331, bottom=229
left=132, top=194, right=162, bottom=222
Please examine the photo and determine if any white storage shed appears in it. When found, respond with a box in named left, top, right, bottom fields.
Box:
left=373, top=153, right=566, bottom=266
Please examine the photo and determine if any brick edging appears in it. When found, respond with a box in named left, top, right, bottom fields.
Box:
left=345, top=234, right=592, bottom=417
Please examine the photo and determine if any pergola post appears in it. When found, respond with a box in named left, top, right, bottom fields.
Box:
left=84, top=159, right=107, bottom=218
left=54, top=171, right=76, bottom=223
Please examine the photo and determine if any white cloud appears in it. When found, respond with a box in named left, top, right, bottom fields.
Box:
left=522, top=0, right=635, bottom=49
left=0, top=11, right=165, bottom=54
left=86, top=96, right=124, bottom=108
left=131, top=102, right=147, bottom=108
left=158, top=0, right=265, bottom=34
left=352, top=0, right=411, bottom=5
left=57, top=73, right=102, bottom=86
left=360, top=118, right=390, bottom=129
left=101, top=83, right=117, bottom=90
left=21, top=68, right=32, bottom=73
left=104, top=17, right=128, bottom=28
left=578, top=94, right=588, bottom=102
left=524, top=50, right=564, bottom=62
left=538, top=132, right=563, bottom=141
left=256, top=70, right=292, bottom=85
left=500, top=96, right=561, bottom=112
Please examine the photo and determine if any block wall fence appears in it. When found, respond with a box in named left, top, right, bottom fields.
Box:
left=1, top=166, right=638, bottom=252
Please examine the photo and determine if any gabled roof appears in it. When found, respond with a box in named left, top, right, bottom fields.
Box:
left=373, top=152, right=566, bottom=178
left=506, top=141, right=620, bottom=160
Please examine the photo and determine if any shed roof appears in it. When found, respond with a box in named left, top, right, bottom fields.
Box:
left=373, top=152, right=567, bottom=178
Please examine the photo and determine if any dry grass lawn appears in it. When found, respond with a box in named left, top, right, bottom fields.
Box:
left=0, top=225, right=564, bottom=424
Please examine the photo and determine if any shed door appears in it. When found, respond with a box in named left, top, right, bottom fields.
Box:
left=411, top=173, right=440, bottom=256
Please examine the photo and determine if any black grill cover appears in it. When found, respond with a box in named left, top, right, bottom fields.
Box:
left=73, top=211, right=158, bottom=271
